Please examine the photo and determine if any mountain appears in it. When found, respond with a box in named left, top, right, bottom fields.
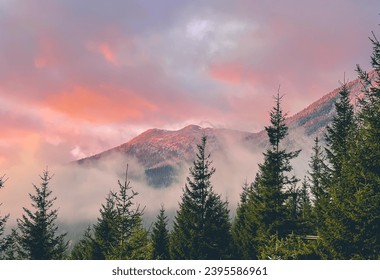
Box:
left=77, top=125, right=257, bottom=186
left=77, top=73, right=369, bottom=187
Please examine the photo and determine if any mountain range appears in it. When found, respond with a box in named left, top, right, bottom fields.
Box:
left=77, top=74, right=367, bottom=187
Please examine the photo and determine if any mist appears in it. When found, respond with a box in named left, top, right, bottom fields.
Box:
left=0, top=125, right=317, bottom=243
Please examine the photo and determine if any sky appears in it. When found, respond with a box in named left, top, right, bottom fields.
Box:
left=0, top=0, right=380, bottom=168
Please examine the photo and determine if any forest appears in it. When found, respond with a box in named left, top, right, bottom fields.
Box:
left=0, top=31, right=380, bottom=261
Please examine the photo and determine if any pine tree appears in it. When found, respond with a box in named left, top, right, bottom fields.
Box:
left=0, top=174, right=9, bottom=258
left=71, top=165, right=152, bottom=260
left=356, top=32, right=380, bottom=181
left=317, top=83, right=357, bottom=259
left=170, top=136, right=232, bottom=259
left=151, top=206, right=170, bottom=260
left=16, top=169, right=68, bottom=259
left=2, top=229, right=21, bottom=260
left=308, top=137, right=329, bottom=234
left=238, top=91, right=300, bottom=258
left=92, top=192, right=118, bottom=259
left=325, top=82, right=355, bottom=177
left=298, top=178, right=313, bottom=236
left=70, top=227, right=97, bottom=260
left=106, top=165, right=151, bottom=259
left=318, top=32, right=380, bottom=259
left=231, top=179, right=257, bottom=259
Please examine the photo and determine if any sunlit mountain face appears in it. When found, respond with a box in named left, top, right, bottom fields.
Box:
left=77, top=72, right=370, bottom=187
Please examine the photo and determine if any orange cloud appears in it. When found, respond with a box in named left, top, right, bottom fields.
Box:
left=44, top=86, right=157, bottom=123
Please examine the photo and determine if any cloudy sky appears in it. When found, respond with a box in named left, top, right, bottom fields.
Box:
left=0, top=0, right=379, bottom=168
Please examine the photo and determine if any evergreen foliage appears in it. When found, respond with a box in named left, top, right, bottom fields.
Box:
left=70, top=227, right=98, bottom=260
left=231, top=179, right=257, bottom=259
left=71, top=165, right=152, bottom=260
left=308, top=137, right=329, bottom=233
left=170, top=136, right=232, bottom=259
left=2, top=229, right=21, bottom=260
left=91, top=193, right=118, bottom=259
left=0, top=174, right=9, bottom=258
left=325, top=82, right=355, bottom=177
left=151, top=206, right=170, bottom=260
left=260, top=233, right=317, bottom=260
left=318, top=32, right=380, bottom=259
left=234, top=91, right=300, bottom=258
left=16, top=169, right=68, bottom=260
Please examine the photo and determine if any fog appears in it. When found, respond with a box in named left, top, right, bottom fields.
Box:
left=0, top=127, right=317, bottom=241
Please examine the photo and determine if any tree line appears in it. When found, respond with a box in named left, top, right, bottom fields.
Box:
left=1, top=32, right=380, bottom=260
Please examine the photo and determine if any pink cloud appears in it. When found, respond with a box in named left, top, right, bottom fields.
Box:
left=98, top=42, right=117, bottom=64
left=208, top=63, right=244, bottom=84
left=44, top=86, right=158, bottom=123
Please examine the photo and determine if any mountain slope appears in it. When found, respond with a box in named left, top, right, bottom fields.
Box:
left=77, top=72, right=371, bottom=187
left=77, top=125, right=257, bottom=186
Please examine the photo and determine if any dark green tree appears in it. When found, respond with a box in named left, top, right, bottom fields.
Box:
left=325, top=82, right=355, bottom=177
left=91, top=192, right=118, bottom=259
left=71, top=166, right=152, bottom=260
left=308, top=137, right=329, bottom=234
left=70, top=227, right=97, bottom=260
left=0, top=174, right=9, bottom=258
left=170, top=136, right=232, bottom=259
left=151, top=205, right=170, bottom=260
left=317, top=84, right=357, bottom=259
left=260, top=233, right=316, bottom=260
left=231, top=179, right=257, bottom=259
left=297, top=178, right=314, bottom=236
left=107, top=166, right=151, bottom=259
left=318, top=32, right=380, bottom=259
left=16, top=169, right=68, bottom=259
left=237, top=91, right=300, bottom=258
left=2, top=229, right=21, bottom=260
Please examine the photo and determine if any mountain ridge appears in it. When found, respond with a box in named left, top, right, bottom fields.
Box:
left=77, top=72, right=372, bottom=187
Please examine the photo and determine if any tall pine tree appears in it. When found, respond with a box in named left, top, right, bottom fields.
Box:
left=71, top=165, right=152, bottom=260
left=234, top=90, right=300, bottom=258
left=151, top=205, right=170, bottom=260
left=17, top=169, right=68, bottom=260
left=325, top=82, right=355, bottom=177
left=318, top=31, right=380, bottom=258
left=107, top=166, right=151, bottom=259
left=92, top=192, right=119, bottom=259
left=170, top=136, right=232, bottom=259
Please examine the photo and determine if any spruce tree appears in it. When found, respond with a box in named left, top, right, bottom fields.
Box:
left=70, top=227, right=97, bottom=260
left=170, top=136, right=232, bottom=260
left=2, top=229, right=21, bottom=260
left=17, top=169, right=68, bottom=259
left=71, top=166, right=152, bottom=260
left=298, top=178, right=313, bottom=236
left=0, top=174, right=9, bottom=258
left=325, top=82, right=355, bottom=177
left=107, top=166, right=151, bottom=259
left=151, top=206, right=170, bottom=260
left=318, top=84, right=357, bottom=259
left=336, top=32, right=380, bottom=259
left=238, top=91, right=300, bottom=258
left=308, top=137, right=329, bottom=234
left=231, top=179, right=257, bottom=259
left=92, top=193, right=118, bottom=259
left=318, top=32, right=380, bottom=259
